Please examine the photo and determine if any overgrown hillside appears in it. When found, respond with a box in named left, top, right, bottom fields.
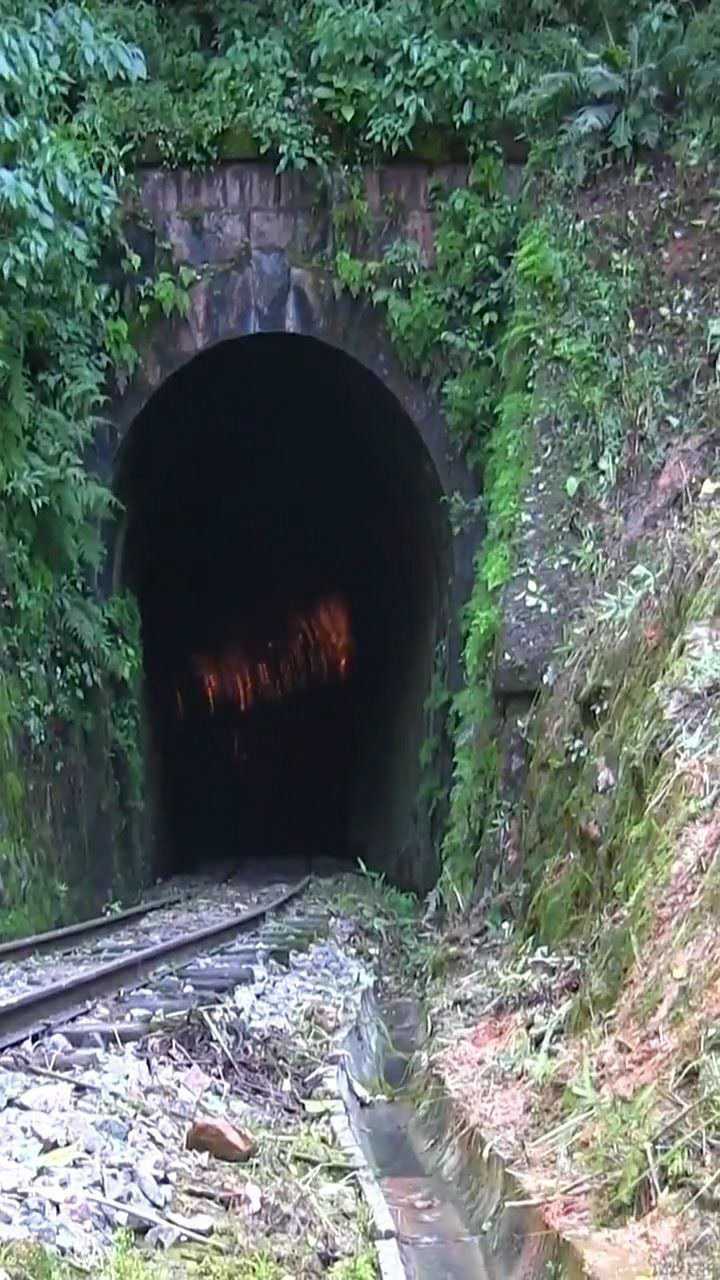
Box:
left=5, top=0, right=720, bottom=1266
left=6, top=0, right=720, bottom=934
left=424, top=162, right=720, bottom=1265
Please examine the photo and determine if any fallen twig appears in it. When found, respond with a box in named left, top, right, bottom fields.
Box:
left=86, top=1192, right=217, bottom=1245
left=4, top=1054, right=101, bottom=1091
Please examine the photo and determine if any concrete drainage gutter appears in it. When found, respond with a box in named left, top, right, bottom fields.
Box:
left=323, top=986, right=639, bottom=1279
left=322, top=987, right=407, bottom=1279
left=328, top=1104, right=405, bottom=1280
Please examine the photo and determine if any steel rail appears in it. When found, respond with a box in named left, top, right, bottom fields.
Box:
left=0, top=876, right=310, bottom=1052
left=0, top=894, right=188, bottom=965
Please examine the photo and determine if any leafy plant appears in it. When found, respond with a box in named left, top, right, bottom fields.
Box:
left=517, top=3, right=693, bottom=171
left=0, top=1, right=148, bottom=932
left=357, top=859, right=418, bottom=921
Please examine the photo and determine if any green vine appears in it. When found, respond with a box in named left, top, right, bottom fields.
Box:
left=0, top=2, right=148, bottom=934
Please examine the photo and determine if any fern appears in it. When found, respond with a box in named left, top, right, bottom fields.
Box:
left=514, top=3, right=696, bottom=166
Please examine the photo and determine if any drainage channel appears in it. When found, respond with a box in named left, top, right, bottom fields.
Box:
left=357, top=1001, right=492, bottom=1279
left=336, top=997, right=577, bottom=1280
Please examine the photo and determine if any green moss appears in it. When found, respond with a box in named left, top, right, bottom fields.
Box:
left=441, top=386, right=531, bottom=901
left=216, top=125, right=261, bottom=159
left=0, top=599, right=146, bottom=941
left=520, top=540, right=720, bottom=1029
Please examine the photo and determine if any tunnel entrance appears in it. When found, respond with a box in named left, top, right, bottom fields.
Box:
left=117, top=334, right=450, bottom=884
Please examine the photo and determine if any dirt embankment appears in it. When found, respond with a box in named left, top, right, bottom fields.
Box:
left=431, top=161, right=720, bottom=1277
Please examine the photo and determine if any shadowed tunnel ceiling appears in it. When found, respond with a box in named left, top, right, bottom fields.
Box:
left=117, top=334, right=450, bottom=881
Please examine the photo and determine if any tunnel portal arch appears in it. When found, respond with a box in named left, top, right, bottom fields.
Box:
left=112, top=267, right=481, bottom=892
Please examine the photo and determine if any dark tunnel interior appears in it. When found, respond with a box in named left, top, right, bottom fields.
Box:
left=117, top=334, right=450, bottom=880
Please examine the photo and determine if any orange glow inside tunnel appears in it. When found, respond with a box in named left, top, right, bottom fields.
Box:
left=176, top=595, right=353, bottom=718
left=117, top=333, right=451, bottom=878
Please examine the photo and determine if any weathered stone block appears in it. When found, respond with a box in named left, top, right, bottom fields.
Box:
left=178, top=170, right=224, bottom=210
left=139, top=170, right=180, bottom=216
left=251, top=250, right=291, bottom=330
left=249, top=210, right=296, bottom=251
left=494, top=601, right=559, bottom=696
left=224, top=164, right=279, bottom=210
left=209, top=268, right=255, bottom=339
left=164, top=215, right=203, bottom=266
left=363, top=171, right=382, bottom=214
left=497, top=694, right=533, bottom=800
left=165, top=213, right=249, bottom=266
left=285, top=267, right=324, bottom=335
left=279, top=169, right=326, bottom=209
left=431, top=163, right=471, bottom=195
left=403, top=209, right=435, bottom=266
left=293, top=211, right=330, bottom=258
left=184, top=280, right=212, bottom=352
left=378, top=165, right=430, bottom=210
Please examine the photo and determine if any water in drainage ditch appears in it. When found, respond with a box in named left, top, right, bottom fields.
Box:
left=347, top=999, right=573, bottom=1280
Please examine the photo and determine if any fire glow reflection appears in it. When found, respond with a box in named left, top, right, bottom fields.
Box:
left=176, top=595, right=353, bottom=718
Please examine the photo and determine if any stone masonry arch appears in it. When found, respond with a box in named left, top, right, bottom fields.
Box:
left=108, top=163, right=483, bottom=892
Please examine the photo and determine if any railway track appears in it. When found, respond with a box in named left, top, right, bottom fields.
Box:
left=0, top=860, right=377, bottom=1266
left=0, top=869, right=313, bottom=1053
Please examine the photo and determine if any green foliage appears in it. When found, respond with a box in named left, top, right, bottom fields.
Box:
left=517, top=4, right=692, bottom=175
left=520, top=530, right=720, bottom=977
left=89, top=0, right=522, bottom=168
left=334, top=155, right=517, bottom=441
left=561, top=1038, right=720, bottom=1223
left=356, top=859, right=418, bottom=922
left=681, top=2, right=720, bottom=156
left=441, top=385, right=531, bottom=902
left=58, top=0, right=720, bottom=176
left=328, top=1251, right=378, bottom=1280
left=0, top=1, right=147, bottom=932
left=511, top=210, right=639, bottom=492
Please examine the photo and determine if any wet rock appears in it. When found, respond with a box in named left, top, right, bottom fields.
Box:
left=25, top=1195, right=53, bottom=1217
left=24, top=1213, right=56, bottom=1244
left=103, top=1168, right=132, bottom=1202
left=0, top=1160, right=33, bottom=1193
left=137, top=1164, right=169, bottom=1210
left=43, top=1033, right=73, bottom=1057
left=180, top=1064, right=210, bottom=1100
left=54, top=1226, right=85, bottom=1253
left=46, top=1049, right=101, bottom=1072
left=145, top=1222, right=182, bottom=1249
left=313, top=1004, right=342, bottom=1034
left=186, top=1117, right=256, bottom=1162
left=32, top=1176, right=73, bottom=1205
left=0, top=1133, right=43, bottom=1164
left=0, top=1073, right=31, bottom=1109
left=16, top=1082, right=74, bottom=1113
left=0, top=1223, right=30, bottom=1243
left=66, top=1114, right=103, bottom=1154
left=173, top=1211, right=214, bottom=1236
left=27, top=1111, right=68, bottom=1150
left=97, top=1115, right=129, bottom=1142
left=624, top=435, right=710, bottom=544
